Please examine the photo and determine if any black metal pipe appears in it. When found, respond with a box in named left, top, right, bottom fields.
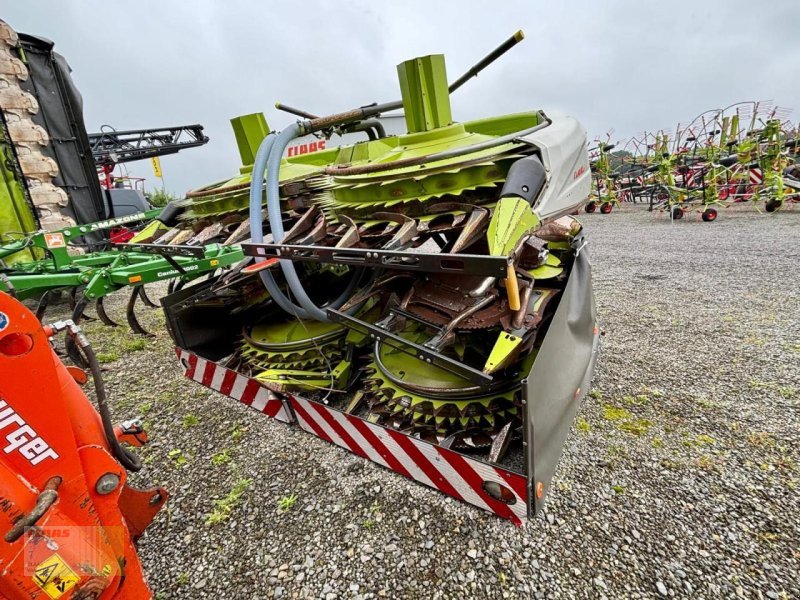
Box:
left=297, top=30, right=527, bottom=136
left=448, top=30, right=525, bottom=93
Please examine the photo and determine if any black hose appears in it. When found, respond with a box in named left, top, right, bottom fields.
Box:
left=68, top=329, right=142, bottom=472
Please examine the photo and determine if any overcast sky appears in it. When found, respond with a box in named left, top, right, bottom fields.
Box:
left=3, top=0, right=798, bottom=195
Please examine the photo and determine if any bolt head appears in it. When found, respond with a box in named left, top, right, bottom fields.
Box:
left=96, top=472, right=121, bottom=495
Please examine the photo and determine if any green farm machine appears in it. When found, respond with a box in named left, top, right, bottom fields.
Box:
left=0, top=19, right=243, bottom=331
left=605, top=102, right=800, bottom=220
left=162, top=32, right=600, bottom=523
left=1, top=16, right=600, bottom=522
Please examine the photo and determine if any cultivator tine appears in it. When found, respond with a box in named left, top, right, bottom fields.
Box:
left=68, top=286, right=80, bottom=310
left=127, top=286, right=154, bottom=337
left=95, top=296, right=120, bottom=327
left=138, top=285, right=159, bottom=308
left=35, top=290, right=51, bottom=321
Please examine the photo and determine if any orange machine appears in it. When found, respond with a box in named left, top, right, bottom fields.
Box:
left=0, top=291, right=166, bottom=599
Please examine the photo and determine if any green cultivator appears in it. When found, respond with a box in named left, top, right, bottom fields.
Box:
left=0, top=17, right=243, bottom=333
left=164, top=32, right=600, bottom=522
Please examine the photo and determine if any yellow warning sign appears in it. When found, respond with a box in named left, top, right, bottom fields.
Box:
left=32, top=553, right=80, bottom=599
left=151, top=156, right=163, bottom=178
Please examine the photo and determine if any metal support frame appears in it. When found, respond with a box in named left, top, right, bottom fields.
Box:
left=326, top=307, right=492, bottom=385
left=242, top=242, right=509, bottom=277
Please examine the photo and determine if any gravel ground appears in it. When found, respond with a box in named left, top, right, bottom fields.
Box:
left=56, top=205, right=799, bottom=599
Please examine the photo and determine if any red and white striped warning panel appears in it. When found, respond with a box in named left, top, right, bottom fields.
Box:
left=176, top=349, right=290, bottom=423
left=176, top=350, right=529, bottom=524
left=750, top=167, right=764, bottom=184
left=290, top=395, right=528, bottom=525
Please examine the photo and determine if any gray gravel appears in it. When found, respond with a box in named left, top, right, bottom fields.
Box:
left=63, top=204, right=799, bottom=599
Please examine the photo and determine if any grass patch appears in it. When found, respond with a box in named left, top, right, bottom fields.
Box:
left=206, top=478, right=252, bottom=525
left=603, top=405, right=631, bottom=421
left=183, top=414, right=199, bottom=428
left=611, top=485, right=625, bottom=494
left=747, top=432, right=775, bottom=448
left=122, top=338, right=148, bottom=352
left=623, top=394, right=648, bottom=406
left=576, top=418, right=591, bottom=433
left=618, top=418, right=653, bottom=436
left=588, top=389, right=602, bottom=400
left=168, top=448, right=188, bottom=467
left=683, top=434, right=716, bottom=448
left=96, top=351, right=121, bottom=363
left=695, top=454, right=719, bottom=472
left=278, top=494, right=298, bottom=513
left=230, top=424, right=247, bottom=442
left=211, top=449, right=232, bottom=466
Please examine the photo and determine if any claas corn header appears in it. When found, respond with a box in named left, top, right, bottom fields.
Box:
left=163, top=32, right=600, bottom=524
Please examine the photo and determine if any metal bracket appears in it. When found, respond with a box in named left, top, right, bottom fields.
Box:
left=116, top=243, right=207, bottom=258
left=327, top=308, right=492, bottom=385
left=242, top=243, right=509, bottom=277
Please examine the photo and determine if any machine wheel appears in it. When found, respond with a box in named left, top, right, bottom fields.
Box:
left=671, top=206, right=684, bottom=220
left=600, top=202, right=613, bottom=214
left=585, top=201, right=597, bottom=213
left=701, top=207, right=718, bottom=222
left=765, top=199, right=781, bottom=213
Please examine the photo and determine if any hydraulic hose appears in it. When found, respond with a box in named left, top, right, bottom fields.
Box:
left=249, top=132, right=311, bottom=318
left=65, top=326, right=142, bottom=472
left=266, top=124, right=370, bottom=321
left=250, top=125, right=365, bottom=321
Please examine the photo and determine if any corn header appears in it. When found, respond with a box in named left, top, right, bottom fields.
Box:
left=163, top=32, right=600, bottom=523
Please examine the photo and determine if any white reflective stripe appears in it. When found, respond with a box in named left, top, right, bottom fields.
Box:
left=371, top=426, right=435, bottom=488
left=326, top=410, right=387, bottom=468
left=250, top=388, right=269, bottom=411
left=292, top=403, right=314, bottom=432
left=229, top=374, right=248, bottom=400
left=274, top=404, right=290, bottom=423
left=210, top=365, right=226, bottom=391
left=295, top=398, right=349, bottom=449
left=192, top=358, right=207, bottom=382
left=412, top=441, right=492, bottom=512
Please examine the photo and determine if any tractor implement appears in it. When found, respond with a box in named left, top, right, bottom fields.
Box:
left=162, top=33, right=600, bottom=524
left=0, top=291, right=165, bottom=598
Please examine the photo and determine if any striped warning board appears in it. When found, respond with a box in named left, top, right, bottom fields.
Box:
left=176, top=349, right=529, bottom=524
left=177, top=350, right=290, bottom=422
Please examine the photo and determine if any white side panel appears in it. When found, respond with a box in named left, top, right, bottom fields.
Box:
left=520, top=111, right=591, bottom=221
